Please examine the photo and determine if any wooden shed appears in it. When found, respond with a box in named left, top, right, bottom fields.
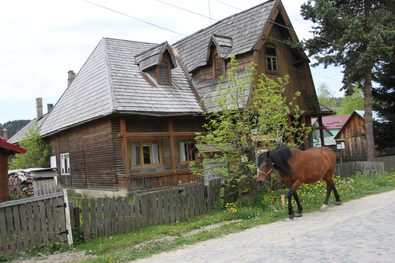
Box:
left=0, top=140, right=26, bottom=202
left=334, top=110, right=380, bottom=159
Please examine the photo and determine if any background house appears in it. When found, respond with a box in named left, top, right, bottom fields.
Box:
left=334, top=110, right=381, bottom=160
left=9, top=0, right=330, bottom=196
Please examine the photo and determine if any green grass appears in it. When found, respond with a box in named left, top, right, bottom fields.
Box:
left=4, top=169, right=395, bottom=263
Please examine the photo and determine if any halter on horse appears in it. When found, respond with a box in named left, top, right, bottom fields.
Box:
left=257, top=146, right=342, bottom=219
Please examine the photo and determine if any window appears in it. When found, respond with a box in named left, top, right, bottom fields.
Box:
left=180, top=139, right=197, bottom=163
left=158, top=59, right=171, bottom=85
left=60, top=153, right=70, bottom=175
left=265, top=47, right=278, bottom=72
left=213, top=53, right=224, bottom=78
left=130, top=140, right=162, bottom=167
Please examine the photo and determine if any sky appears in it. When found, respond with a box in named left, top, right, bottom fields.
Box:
left=0, top=0, right=345, bottom=124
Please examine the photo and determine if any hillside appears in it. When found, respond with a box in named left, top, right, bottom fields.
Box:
left=0, top=119, right=31, bottom=139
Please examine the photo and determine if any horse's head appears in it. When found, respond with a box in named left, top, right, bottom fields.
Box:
left=257, top=151, right=274, bottom=183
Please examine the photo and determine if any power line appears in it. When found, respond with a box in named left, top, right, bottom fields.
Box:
left=82, top=0, right=186, bottom=37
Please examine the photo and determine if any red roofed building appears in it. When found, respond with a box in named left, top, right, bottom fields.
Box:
left=322, top=115, right=351, bottom=136
left=0, top=139, right=26, bottom=202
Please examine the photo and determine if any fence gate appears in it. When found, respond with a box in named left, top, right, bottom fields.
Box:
left=0, top=191, right=71, bottom=256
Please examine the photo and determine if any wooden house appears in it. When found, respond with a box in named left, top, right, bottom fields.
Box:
left=0, top=140, right=26, bottom=202
left=13, top=0, right=329, bottom=196
left=334, top=110, right=380, bottom=159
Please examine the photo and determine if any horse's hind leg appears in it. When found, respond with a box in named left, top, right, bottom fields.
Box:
left=332, top=183, right=342, bottom=205
left=320, top=179, right=333, bottom=212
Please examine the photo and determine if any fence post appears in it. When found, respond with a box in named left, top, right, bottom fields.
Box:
left=63, top=189, right=73, bottom=245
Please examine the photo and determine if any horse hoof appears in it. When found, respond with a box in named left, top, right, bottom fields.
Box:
left=335, top=201, right=342, bottom=206
left=319, top=204, right=328, bottom=212
left=295, top=212, right=302, bottom=217
left=289, top=213, right=295, bottom=219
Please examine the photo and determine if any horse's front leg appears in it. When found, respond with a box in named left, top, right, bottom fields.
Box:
left=293, top=192, right=303, bottom=217
left=287, top=182, right=302, bottom=219
left=287, top=189, right=295, bottom=219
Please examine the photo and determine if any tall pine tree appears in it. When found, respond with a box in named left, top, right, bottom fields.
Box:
left=373, top=62, right=395, bottom=151
left=300, top=0, right=395, bottom=158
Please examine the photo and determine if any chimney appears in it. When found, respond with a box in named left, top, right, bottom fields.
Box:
left=36, top=97, right=43, bottom=119
left=47, top=103, right=54, bottom=113
left=2, top=129, right=7, bottom=140
left=68, top=70, right=76, bottom=87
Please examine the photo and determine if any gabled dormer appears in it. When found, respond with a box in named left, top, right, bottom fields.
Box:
left=206, top=35, right=233, bottom=78
left=135, top=42, right=177, bottom=85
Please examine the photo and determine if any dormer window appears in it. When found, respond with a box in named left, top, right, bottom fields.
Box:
left=265, top=46, right=278, bottom=72
left=206, top=35, right=232, bottom=79
left=135, top=41, right=176, bottom=86
left=158, top=59, right=171, bottom=85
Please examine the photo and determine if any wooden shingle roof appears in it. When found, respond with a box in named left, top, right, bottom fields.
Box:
left=173, top=0, right=276, bottom=72
left=40, top=38, right=202, bottom=136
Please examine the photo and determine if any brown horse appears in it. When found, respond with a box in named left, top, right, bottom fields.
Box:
left=257, top=146, right=341, bottom=219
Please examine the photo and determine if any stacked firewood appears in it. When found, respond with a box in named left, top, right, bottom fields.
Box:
left=8, top=171, right=34, bottom=199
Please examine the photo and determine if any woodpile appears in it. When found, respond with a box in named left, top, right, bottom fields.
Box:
left=8, top=171, right=34, bottom=199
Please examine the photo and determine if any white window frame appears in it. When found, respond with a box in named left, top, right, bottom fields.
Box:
left=60, top=153, right=71, bottom=175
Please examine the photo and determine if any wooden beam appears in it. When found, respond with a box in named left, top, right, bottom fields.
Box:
left=318, top=117, right=325, bottom=147
left=119, top=118, right=130, bottom=191
left=168, top=119, right=177, bottom=173
left=121, top=132, right=201, bottom=138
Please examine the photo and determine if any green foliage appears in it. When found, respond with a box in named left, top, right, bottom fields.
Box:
left=194, top=57, right=311, bottom=200
left=373, top=62, right=395, bottom=151
left=337, top=85, right=364, bottom=115
left=301, top=0, right=395, bottom=92
left=0, top=119, right=31, bottom=138
left=317, top=83, right=342, bottom=113
left=9, top=124, right=51, bottom=169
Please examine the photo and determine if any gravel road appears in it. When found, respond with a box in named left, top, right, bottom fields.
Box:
left=131, top=190, right=395, bottom=263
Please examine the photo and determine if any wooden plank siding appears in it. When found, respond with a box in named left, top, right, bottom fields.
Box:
left=47, top=118, right=118, bottom=191
left=335, top=113, right=367, bottom=159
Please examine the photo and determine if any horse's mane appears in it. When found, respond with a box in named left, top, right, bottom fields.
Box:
left=258, top=146, right=293, bottom=176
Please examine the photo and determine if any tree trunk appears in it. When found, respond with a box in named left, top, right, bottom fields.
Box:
left=364, top=68, right=375, bottom=159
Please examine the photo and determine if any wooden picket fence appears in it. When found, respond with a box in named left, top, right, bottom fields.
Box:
left=335, top=161, right=385, bottom=177
left=73, top=181, right=221, bottom=241
left=0, top=191, right=72, bottom=256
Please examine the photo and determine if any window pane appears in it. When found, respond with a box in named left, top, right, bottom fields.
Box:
left=152, top=141, right=160, bottom=164
left=180, top=140, right=187, bottom=161
left=188, top=140, right=196, bottom=161
left=272, top=57, right=277, bottom=71
left=266, top=47, right=276, bottom=56
left=132, top=142, right=141, bottom=166
left=143, top=142, right=151, bottom=164
left=267, top=57, right=272, bottom=71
